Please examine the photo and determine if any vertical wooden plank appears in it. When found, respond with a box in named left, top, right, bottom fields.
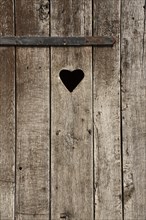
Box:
left=16, top=0, right=50, bottom=35
left=15, top=0, right=50, bottom=219
left=121, top=0, right=146, bottom=219
left=51, top=1, right=93, bottom=219
left=0, top=1, right=15, bottom=219
left=0, top=49, right=15, bottom=220
left=16, top=48, right=50, bottom=219
left=93, top=1, right=122, bottom=219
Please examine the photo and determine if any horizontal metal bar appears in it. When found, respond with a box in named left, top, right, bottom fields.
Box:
left=0, top=36, right=115, bottom=47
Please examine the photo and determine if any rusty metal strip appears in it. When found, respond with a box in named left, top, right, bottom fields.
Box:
left=0, top=36, right=115, bottom=46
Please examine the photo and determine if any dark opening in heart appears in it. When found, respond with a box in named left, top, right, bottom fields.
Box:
left=59, top=69, right=84, bottom=92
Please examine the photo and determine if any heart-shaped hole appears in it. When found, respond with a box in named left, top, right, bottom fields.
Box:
left=59, top=69, right=84, bottom=92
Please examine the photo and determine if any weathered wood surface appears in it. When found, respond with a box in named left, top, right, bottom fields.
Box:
left=0, top=1, right=15, bottom=220
left=15, top=0, right=50, bottom=219
left=15, top=0, right=49, bottom=36
left=16, top=48, right=50, bottom=219
left=93, top=0, right=122, bottom=219
left=0, top=1, right=145, bottom=219
left=121, top=0, right=146, bottom=219
left=51, top=0, right=93, bottom=219
left=0, top=49, right=15, bottom=220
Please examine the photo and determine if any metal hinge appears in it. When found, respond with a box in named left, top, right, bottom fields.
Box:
left=0, top=36, right=115, bottom=47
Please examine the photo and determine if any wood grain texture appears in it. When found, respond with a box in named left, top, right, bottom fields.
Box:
left=15, top=0, right=49, bottom=36
left=0, top=1, right=15, bottom=219
left=16, top=214, right=49, bottom=220
left=0, top=0, right=14, bottom=36
left=51, top=0, right=93, bottom=219
left=93, top=0, right=122, bottom=219
left=15, top=0, right=50, bottom=219
left=16, top=48, right=50, bottom=218
left=121, top=0, right=146, bottom=219
left=51, top=0, right=92, bottom=37
left=0, top=48, right=15, bottom=220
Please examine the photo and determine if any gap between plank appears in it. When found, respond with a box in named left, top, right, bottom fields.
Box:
left=92, top=0, right=95, bottom=219
left=49, top=0, right=52, bottom=219
left=120, top=0, right=124, bottom=219
left=14, top=0, right=17, bottom=219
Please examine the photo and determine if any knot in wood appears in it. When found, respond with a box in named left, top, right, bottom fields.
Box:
left=38, top=1, right=50, bottom=21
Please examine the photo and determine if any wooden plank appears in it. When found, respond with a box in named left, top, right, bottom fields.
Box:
left=93, top=0, right=122, bottom=219
left=16, top=48, right=50, bottom=218
left=16, top=214, right=49, bottom=220
left=0, top=48, right=15, bottom=220
left=0, top=1, right=15, bottom=219
left=0, top=0, right=14, bottom=36
left=15, top=0, right=50, bottom=219
left=15, top=0, right=50, bottom=35
left=121, top=0, right=146, bottom=219
left=51, top=0, right=93, bottom=219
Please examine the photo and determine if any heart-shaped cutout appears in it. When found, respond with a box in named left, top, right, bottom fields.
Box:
left=59, top=69, right=84, bottom=92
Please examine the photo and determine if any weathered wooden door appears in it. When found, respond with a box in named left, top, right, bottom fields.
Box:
left=0, top=0, right=145, bottom=220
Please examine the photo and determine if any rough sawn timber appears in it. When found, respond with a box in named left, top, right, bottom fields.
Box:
left=0, top=1, right=15, bottom=219
left=15, top=0, right=50, bottom=219
left=93, top=0, right=122, bottom=219
left=51, top=0, right=93, bottom=219
left=121, top=0, right=146, bottom=219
